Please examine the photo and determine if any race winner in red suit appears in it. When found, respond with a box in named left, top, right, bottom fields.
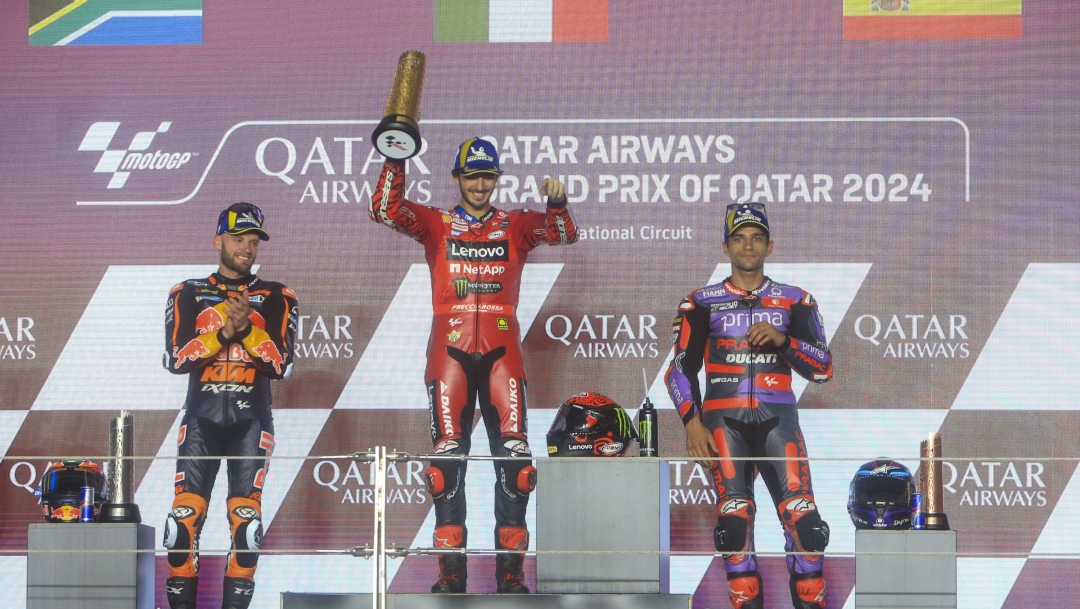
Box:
left=370, top=137, right=578, bottom=593
left=162, top=203, right=298, bottom=609
left=665, top=203, right=832, bottom=609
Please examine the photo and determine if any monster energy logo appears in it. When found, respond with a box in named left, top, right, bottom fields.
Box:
left=615, top=407, right=633, bottom=438
left=639, top=419, right=653, bottom=443
left=453, top=277, right=469, bottom=299
left=452, top=276, right=503, bottom=300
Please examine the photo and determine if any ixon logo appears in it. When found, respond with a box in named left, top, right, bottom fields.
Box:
left=78, top=122, right=194, bottom=188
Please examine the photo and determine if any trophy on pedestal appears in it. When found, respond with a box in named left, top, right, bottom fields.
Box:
left=918, top=432, right=950, bottom=531
left=99, top=411, right=142, bottom=523
left=372, top=50, right=427, bottom=160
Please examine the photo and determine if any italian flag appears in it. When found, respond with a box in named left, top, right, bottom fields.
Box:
left=435, top=0, right=608, bottom=42
left=843, top=0, right=1022, bottom=40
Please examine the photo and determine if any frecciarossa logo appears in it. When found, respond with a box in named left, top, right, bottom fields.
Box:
left=446, top=239, right=510, bottom=262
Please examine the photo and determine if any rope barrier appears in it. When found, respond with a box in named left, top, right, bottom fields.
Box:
left=4, top=454, right=1077, bottom=461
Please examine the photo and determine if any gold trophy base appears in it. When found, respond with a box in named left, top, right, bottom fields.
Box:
left=923, top=512, right=950, bottom=531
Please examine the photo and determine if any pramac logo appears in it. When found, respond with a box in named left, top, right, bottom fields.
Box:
left=78, top=121, right=194, bottom=189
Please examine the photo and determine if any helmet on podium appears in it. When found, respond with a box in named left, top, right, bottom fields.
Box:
left=847, top=458, right=916, bottom=530
left=38, top=460, right=107, bottom=523
left=546, top=392, right=638, bottom=457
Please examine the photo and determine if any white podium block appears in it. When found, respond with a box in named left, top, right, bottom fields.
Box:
left=855, top=530, right=957, bottom=609
left=536, top=459, right=670, bottom=593
left=27, top=523, right=156, bottom=609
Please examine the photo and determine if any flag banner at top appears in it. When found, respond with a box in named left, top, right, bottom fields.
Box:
left=29, top=0, right=203, bottom=46
left=435, top=0, right=608, bottom=42
left=843, top=0, right=1022, bottom=40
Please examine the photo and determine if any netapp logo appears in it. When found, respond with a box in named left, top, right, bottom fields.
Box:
left=446, top=239, right=509, bottom=262
left=78, top=121, right=194, bottom=189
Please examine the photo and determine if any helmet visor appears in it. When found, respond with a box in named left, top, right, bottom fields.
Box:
left=852, top=476, right=910, bottom=506
left=41, top=468, right=104, bottom=497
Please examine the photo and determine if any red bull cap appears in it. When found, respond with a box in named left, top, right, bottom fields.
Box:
left=217, top=202, right=269, bottom=241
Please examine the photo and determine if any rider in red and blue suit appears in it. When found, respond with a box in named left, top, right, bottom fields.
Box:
left=666, top=203, right=831, bottom=609
left=370, top=137, right=578, bottom=593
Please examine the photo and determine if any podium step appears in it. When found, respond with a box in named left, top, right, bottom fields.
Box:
left=281, top=592, right=692, bottom=609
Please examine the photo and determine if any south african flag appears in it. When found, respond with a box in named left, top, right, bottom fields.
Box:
left=30, top=0, right=202, bottom=46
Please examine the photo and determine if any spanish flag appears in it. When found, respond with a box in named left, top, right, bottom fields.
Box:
left=843, top=0, right=1022, bottom=40
left=435, top=0, right=607, bottom=42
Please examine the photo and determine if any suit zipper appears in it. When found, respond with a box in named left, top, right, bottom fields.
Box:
left=746, top=297, right=755, bottom=411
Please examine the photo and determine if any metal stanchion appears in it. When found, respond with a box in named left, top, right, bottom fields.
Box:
left=371, top=446, right=389, bottom=609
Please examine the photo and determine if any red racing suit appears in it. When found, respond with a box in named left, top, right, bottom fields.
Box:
left=162, top=272, right=298, bottom=601
left=665, top=277, right=831, bottom=609
left=371, top=159, right=577, bottom=554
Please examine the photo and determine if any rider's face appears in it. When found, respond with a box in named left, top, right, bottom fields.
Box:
left=453, top=172, right=498, bottom=209
left=722, top=225, right=772, bottom=273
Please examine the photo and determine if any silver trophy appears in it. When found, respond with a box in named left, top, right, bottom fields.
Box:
left=99, top=411, right=142, bottom=523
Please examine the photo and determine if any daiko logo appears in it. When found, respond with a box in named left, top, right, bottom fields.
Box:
left=78, top=121, right=194, bottom=189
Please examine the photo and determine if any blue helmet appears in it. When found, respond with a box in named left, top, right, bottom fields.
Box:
left=847, top=458, right=916, bottom=530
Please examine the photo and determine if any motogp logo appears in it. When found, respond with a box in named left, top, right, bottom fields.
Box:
left=78, top=121, right=193, bottom=189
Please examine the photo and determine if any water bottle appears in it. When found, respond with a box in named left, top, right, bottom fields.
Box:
left=637, top=396, right=658, bottom=457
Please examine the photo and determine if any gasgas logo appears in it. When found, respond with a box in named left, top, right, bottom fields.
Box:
left=78, top=122, right=195, bottom=189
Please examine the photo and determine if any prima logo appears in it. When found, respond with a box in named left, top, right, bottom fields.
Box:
left=78, top=121, right=194, bottom=189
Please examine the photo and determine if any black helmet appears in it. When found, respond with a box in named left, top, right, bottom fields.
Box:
left=38, top=460, right=107, bottom=523
left=546, top=392, right=638, bottom=457
left=847, top=458, right=916, bottom=530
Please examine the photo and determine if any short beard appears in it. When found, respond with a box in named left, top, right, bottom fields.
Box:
left=220, top=248, right=253, bottom=276
left=459, top=182, right=492, bottom=208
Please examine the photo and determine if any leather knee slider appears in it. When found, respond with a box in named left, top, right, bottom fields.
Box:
left=714, top=498, right=755, bottom=553
left=495, top=437, right=533, bottom=496
left=496, top=525, right=529, bottom=551
left=433, top=524, right=466, bottom=549
left=226, top=497, right=263, bottom=576
left=164, top=492, right=207, bottom=573
left=781, top=496, right=829, bottom=552
left=517, top=465, right=536, bottom=493
left=427, top=439, right=466, bottom=499
left=424, top=466, right=446, bottom=496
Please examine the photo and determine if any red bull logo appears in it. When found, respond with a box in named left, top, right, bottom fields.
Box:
left=173, top=339, right=211, bottom=368
left=195, top=307, right=224, bottom=334
left=51, top=504, right=80, bottom=522
left=251, top=340, right=285, bottom=374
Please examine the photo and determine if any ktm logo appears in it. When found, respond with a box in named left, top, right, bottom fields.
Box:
left=200, top=362, right=256, bottom=384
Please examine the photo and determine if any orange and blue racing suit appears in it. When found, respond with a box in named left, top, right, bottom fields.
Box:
left=666, top=278, right=832, bottom=609
left=162, top=272, right=297, bottom=607
left=371, top=159, right=577, bottom=558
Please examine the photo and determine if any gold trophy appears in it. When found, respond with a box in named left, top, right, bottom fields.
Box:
left=918, top=432, right=950, bottom=530
left=372, top=50, right=426, bottom=160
